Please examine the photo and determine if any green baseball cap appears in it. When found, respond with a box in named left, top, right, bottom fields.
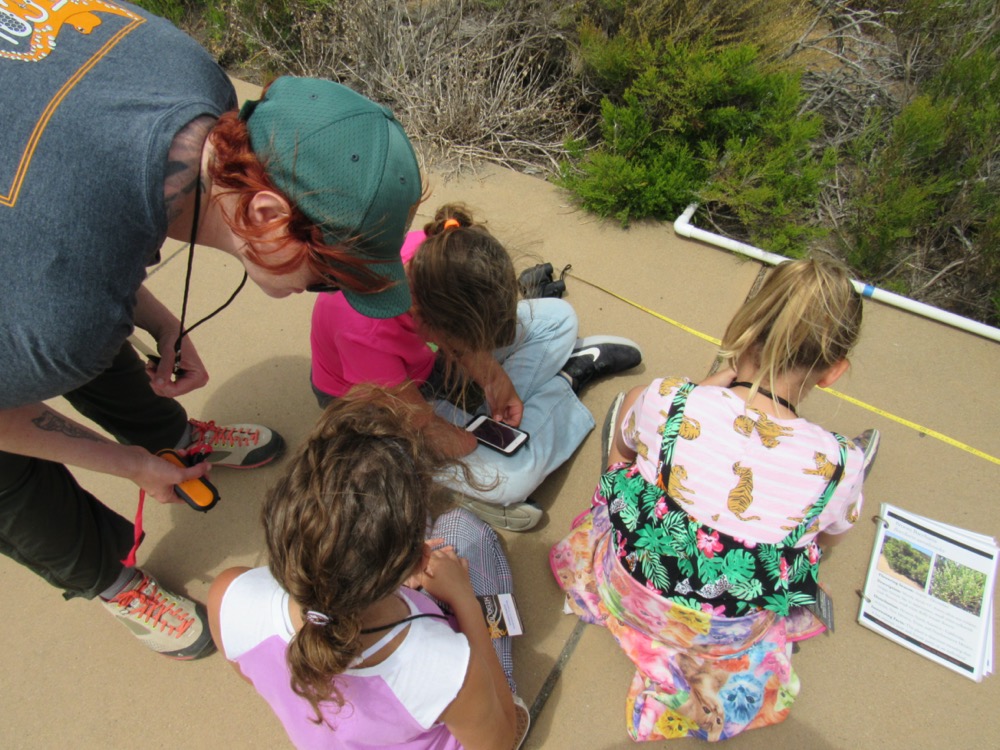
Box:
left=239, top=77, right=420, bottom=318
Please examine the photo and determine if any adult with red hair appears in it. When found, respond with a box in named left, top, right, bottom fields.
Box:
left=0, top=3, right=421, bottom=662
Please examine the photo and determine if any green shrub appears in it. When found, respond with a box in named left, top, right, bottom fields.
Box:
left=841, top=48, right=1000, bottom=323
left=834, top=0, right=1000, bottom=325
left=133, top=0, right=193, bottom=23
left=149, top=0, right=1000, bottom=326
left=882, top=537, right=931, bottom=587
left=559, top=34, right=830, bottom=252
left=929, top=557, right=987, bottom=616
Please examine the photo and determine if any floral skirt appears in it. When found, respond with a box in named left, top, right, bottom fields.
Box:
left=550, top=491, right=823, bottom=742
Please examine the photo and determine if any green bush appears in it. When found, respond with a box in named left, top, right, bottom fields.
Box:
left=835, top=0, right=1000, bottom=325
left=559, top=35, right=830, bottom=250
left=929, top=557, right=987, bottom=616
left=133, top=0, right=192, bottom=23
left=882, top=537, right=930, bottom=588
left=147, top=0, right=1000, bottom=326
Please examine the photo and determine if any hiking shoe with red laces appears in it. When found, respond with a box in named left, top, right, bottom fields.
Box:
left=102, top=570, right=215, bottom=660
left=186, top=418, right=285, bottom=469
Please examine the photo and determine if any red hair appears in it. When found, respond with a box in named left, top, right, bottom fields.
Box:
left=206, top=110, right=389, bottom=294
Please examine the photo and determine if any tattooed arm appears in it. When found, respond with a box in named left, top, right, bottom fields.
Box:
left=0, top=404, right=207, bottom=504
left=163, top=114, right=215, bottom=237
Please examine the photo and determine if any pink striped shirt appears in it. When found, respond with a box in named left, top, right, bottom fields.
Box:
left=622, top=378, right=865, bottom=546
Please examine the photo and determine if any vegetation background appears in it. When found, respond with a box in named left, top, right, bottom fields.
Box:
left=139, top=0, right=999, bottom=327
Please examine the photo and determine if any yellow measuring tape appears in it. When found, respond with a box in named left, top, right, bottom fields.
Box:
left=568, top=272, right=1000, bottom=466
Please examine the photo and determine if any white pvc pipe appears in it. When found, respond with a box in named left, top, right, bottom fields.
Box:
left=673, top=203, right=1000, bottom=344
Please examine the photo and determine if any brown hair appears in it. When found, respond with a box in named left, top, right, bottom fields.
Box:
left=718, top=256, right=863, bottom=398
left=206, top=97, right=390, bottom=295
left=262, top=387, right=463, bottom=722
left=409, top=203, right=520, bottom=354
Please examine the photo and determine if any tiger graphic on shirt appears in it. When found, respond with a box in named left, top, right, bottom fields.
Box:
left=727, top=462, right=762, bottom=521
left=803, top=451, right=837, bottom=480
left=733, top=408, right=793, bottom=448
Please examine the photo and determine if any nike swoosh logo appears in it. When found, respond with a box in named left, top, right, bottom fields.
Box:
left=573, top=347, right=601, bottom=362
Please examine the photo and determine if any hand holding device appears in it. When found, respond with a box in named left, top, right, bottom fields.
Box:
left=465, top=415, right=529, bottom=456
left=156, top=449, right=220, bottom=511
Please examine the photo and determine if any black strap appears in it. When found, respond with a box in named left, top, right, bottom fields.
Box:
left=729, top=381, right=797, bottom=415
left=360, top=612, right=450, bottom=635
left=170, top=161, right=248, bottom=374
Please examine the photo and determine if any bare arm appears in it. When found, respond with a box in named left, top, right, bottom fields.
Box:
left=459, top=350, right=523, bottom=427
left=699, top=366, right=737, bottom=387
left=0, top=403, right=207, bottom=504
left=163, top=115, right=214, bottom=240
left=138, top=114, right=216, bottom=397
left=413, top=546, right=516, bottom=750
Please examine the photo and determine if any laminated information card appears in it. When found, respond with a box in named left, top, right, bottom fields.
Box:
left=858, top=503, right=997, bottom=681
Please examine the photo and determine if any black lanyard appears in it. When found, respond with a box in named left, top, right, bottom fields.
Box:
left=729, top=381, right=797, bottom=415
left=168, top=159, right=247, bottom=375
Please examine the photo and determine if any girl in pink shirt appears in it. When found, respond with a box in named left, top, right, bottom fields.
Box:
left=209, top=390, right=529, bottom=750
left=310, top=203, right=640, bottom=531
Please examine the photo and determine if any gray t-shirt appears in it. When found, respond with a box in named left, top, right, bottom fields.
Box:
left=0, top=2, right=236, bottom=409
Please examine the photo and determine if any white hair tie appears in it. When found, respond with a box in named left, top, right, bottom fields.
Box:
left=304, top=610, right=331, bottom=626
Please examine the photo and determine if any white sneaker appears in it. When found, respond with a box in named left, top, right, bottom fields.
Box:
left=459, top=497, right=544, bottom=532
left=601, top=391, right=626, bottom=470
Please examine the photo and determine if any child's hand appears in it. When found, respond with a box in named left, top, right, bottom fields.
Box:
left=408, top=541, right=475, bottom=606
left=483, top=369, right=523, bottom=427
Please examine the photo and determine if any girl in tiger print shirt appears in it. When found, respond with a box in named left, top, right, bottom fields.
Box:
left=551, top=257, right=876, bottom=742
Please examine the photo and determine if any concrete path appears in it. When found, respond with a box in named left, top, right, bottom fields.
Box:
left=2, top=78, right=997, bottom=750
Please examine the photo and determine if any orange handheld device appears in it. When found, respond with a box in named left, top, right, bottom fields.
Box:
left=156, top=449, right=220, bottom=512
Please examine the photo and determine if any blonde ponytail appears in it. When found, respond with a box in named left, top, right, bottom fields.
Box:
left=718, top=257, right=862, bottom=395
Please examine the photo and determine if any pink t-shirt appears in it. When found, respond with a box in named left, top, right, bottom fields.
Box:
left=622, top=378, right=865, bottom=546
left=311, top=232, right=435, bottom=398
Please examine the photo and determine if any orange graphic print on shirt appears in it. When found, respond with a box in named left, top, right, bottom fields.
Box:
left=733, top=408, right=793, bottom=448
left=0, top=0, right=138, bottom=62
left=727, top=462, right=762, bottom=522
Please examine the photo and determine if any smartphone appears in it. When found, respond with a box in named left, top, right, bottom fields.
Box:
left=466, top=415, right=529, bottom=456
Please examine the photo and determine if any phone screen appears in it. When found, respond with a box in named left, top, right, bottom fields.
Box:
left=467, top=416, right=528, bottom=454
left=473, top=419, right=521, bottom=448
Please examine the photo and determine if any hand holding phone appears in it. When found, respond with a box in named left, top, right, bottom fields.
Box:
left=465, top=416, right=529, bottom=456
